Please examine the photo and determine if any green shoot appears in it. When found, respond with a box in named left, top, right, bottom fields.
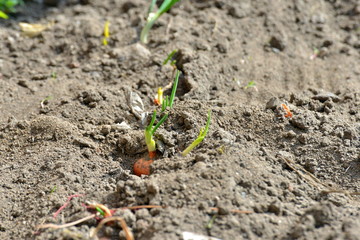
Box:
left=0, top=0, right=23, bottom=19
left=51, top=72, right=57, bottom=79
left=163, top=49, right=178, bottom=66
left=95, top=206, right=105, bottom=217
left=169, top=70, right=180, bottom=108
left=161, top=95, right=169, bottom=112
left=310, top=47, right=320, bottom=60
left=140, top=0, right=180, bottom=44
left=206, top=214, right=217, bottom=230
left=161, top=69, right=180, bottom=111
left=49, top=186, right=57, bottom=194
left=182, top=110, right=211, bottom=156
left=244, top=81, right=256, bottom=89
left=145, top=110, right=168, bottom=155
left=0, top=10, right=8, bottom=19
left=40, top=96, right=52, bottom=109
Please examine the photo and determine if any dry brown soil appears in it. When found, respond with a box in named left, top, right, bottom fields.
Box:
left=0, top=0, right=360, bottom=239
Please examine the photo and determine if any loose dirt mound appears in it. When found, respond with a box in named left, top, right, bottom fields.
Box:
left=0, top=0, right=359, bottom=239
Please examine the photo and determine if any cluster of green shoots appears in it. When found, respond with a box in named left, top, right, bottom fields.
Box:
left=140, top=0, right=180, bottom=44
left=144, top=110, right=168, bottom=157
left=144, top=51, right=211, bottom=160
left=0, top=0, right=23, bottom=19
left=144, top=68, right=179, bottom=158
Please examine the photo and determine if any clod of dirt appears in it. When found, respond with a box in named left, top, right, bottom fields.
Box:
left=156, top=129, right=176, bottom=147
left=173, top=48, right=196, bottom=72
left=269, top=35, right=286, bottom=51
left=266, top=97, right=282, bottom=110
left=290, top=111, right=320, bottom=130
left=109, top=43, right=151, bottom=62
left=213, top=128, right=236, bottom=145
left=118, top=130, right=146, bottom=155
left=304, top=202, right=338, bottom=228
left=312, top=92, right=341, bottom=102
left=30, top=115, right=78, bottom=140
left=121, top=1, right=138, bottom=13
left=73, top=137, right=96, bottom=149
left=78, top=90, right=103, bottom=108
left=227, top=2, right=251, bottom=19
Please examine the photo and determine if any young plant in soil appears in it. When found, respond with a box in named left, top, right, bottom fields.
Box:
left=182, top=110, right=211, bottom=156
left=140, top=0, right=180, bottom=44
left=163, top=49, right=178, bottom=67
left=133, top=111, right=168, bottom=176
left=161, top=69, right=180, bottom=111
left=0, top=0, right=23, bottom=19
left=163, top=49, right=178, bottom=79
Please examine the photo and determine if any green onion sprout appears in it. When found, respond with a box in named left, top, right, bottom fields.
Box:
left=163, top=49, right=178, bottom=66
left=140, top=0, right=180, bottom=44
left=145, top=110, right=168, bottom=153
left=161, top=69, right=180, bottom=111
left=182, top=110, right=211, bottom=156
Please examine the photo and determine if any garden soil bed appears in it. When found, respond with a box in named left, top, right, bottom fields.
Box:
left=0, top=0, right=359, bottom=239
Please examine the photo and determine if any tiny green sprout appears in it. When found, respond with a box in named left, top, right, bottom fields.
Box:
left=0, top=10, right=8, bottom=19
left=161, top=95, right=169, bottom=112
left=163, top=49, right=178, bottom=66
left=50, top=72, right=57, bottom=79
left=182, top=110, right=211, bottom=156
left=145, top=110, right=168, bottom=157
left=161, top=69, right=180, bottom=111
left=310, top=47, right=320, bottom=60
left=244, top=81, right=256, bottom=90
left=49, top=186, right=57, bottom=194
left=95, top=206, right=105, bottom=217
left=140, top=0, right=180, bottom=44
left=0, top=0, right=23, bottom=19
left=40, top=96, right=52, bottom=108
left=206, top=214, right=217, bottom=230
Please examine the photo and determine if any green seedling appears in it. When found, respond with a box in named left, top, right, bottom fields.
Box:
left=95, top=206, right=105, bottom=217
left=163, top=49, right=178, bottom=67
left=182, top=110, right=211, bottom=156
left=244, top=81, right=256, bottom=89
left=40, top=96, right=52, bottom=108
left=161, top=69, right=180, bottom=111
left=0, top=10, right=7, bottom=18
left=140, top=0, right=180, bottom=44
left=49, top=186, right=57, bottom=194
left=310, top=47, right=320, bottom=60
left=51, top=72, right=57, bottom=79
left=0, top=0, right=23, bottom=19
left=206, top=214, right=217, bottom=230
left=163, top=49, right=178, bottom=79
left=145, top=110, right=168, bottom=158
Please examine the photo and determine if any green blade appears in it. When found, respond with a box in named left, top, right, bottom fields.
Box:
left=169, top=70, right=180, bottom=108
left=152, top=113, right=168, bottom=135
left=0, top=10, right=8, bottom=19
left=158, top=0, right=180, bottom=15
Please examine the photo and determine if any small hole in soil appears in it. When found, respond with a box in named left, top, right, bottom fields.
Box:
left=163, top=73, right=191, bottom=98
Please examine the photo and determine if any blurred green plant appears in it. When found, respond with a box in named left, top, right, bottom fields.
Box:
left=181, top=110, right=211, bottom=156
left=140, top=0, right=180, bottom=43
left=0, top=0, right=23, bottom=19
